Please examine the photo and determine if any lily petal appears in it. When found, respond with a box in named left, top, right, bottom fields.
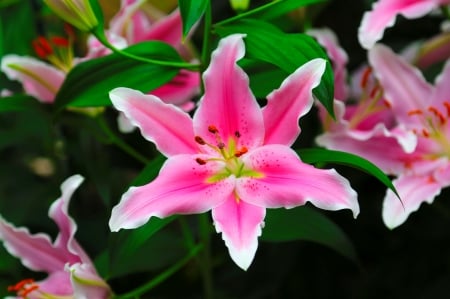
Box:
left=0, top=216, right=66, bottom=273
left=69, top=263, right=112, bottom=299
left=369, top=44, right=433, bottom=124
left=109, top=154, right=236, bottom=231
left=358, top=0, right=449, bottom=49
left=141, top=9, right=184, bottom=46
left=36, top=271, right=73, bottom=297
left=262, top=58, right=326, bottom=146
left=151, top=69, right=200, bottom=108
left=193, top=34, right=264, bottom=149
left=1, top=55, right=64, bottom=103
left=237, top=145, right=359, bottom=218
left=110, top=87, right=198, bottom=156
left=382, top=173, right=443, bottom=229
left=433, top=59, right=450, bottom=107
left=212, top=197, right=265, bottom=271
left=49, top=175, right=90, bottom=264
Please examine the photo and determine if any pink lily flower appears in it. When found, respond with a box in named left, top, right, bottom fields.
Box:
left=0, top=175, right=112, bottom=299
left=311, top=28, right=416, bottom=174
left=108, top=34, right=359, bottom=270
left=368, top=44, right=450, bottom=228
left=358, top=0, right=450, bottom=49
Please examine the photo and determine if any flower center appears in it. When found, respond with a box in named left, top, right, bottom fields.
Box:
left=407, top=101, right=450, bottom=157
left=347, top=67, right=392, bottom=128
left=32, top=26, right=75, bottom=73
left=194, top=125, right=262, bottom=182
left=8, top=278, right=40, bottom=298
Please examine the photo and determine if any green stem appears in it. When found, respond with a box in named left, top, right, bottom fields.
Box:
left=114, top=244, right=203, bottom=299
left=95, top=115, right=149, bottom=165
left=92, top=29, right=200, bottom=71
left=198, top=213, right=214, bottom=299
left=441, top=5, right=450, bottom=19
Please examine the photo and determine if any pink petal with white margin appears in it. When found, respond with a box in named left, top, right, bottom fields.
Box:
left=193, top=34, right=264, bottom=149
left=358, top=0, right=450, bottom=49
left=110, top=87, right=198, bottom=156
left=382, top=173, right=443, bottom=229
left=262, top=58, right=326, bottom=146
left=212, top=197, right=265, bottom=271
left=307, top=28, right=349, bottom=100
left=48, top=174, right=91, bottom=265
left=109, top=154, right=236, bottom=231
left=237, top=144, right=359, bottom=217
left=0, top=216, right=67, bottom=273
left=369, top=44, right=433, bottom=126
left=69, top=263, right=112, bottom=299
left=1, top=55, right=64, bottom=103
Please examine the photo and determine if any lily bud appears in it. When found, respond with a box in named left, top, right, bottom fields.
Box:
left=229, top=0, right=250, bottom=12
left=43, top=0, right=99, bottom=32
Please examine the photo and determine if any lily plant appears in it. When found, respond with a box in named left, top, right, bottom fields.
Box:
left=0, top=175, right=112, bottom=299
left=108, top=34, right=359, bottom=271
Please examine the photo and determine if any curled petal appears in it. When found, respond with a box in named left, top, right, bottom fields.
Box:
left=0, top=216, right=66, bottom=273
left=382, top=174, right=443, bottom=229
left=237, top=145, right=359, bottom=218
left=49, top=175, right=90, bottom=264
left=1, top=55, right=64, bottom=103
left=262, top=58, right=326, bottom=146
left=110, top=87, right=198, bottom=156
left=194, top=34, right=264, bottom=149
left=109, top=155, right=235, bottom=231
left=212, top=197, right=265, bottom=271
left=358, top=0, right=449, bottom=49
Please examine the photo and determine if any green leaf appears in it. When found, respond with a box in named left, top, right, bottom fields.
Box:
left=178, top=0, right=208, bottom=37
left=262, top=206, right=358, bottom=263
left=297, top=148, right=400, bottom=199
left=218, top=0, right=328, bottom=25
left=0, top=95, right=38, bottom=112
left=54, top=41, right=181, bottom=109
left=215, top=19, right=335, bottom=117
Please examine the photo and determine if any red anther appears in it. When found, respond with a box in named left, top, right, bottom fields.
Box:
left=412, top=129, right=418, bottom=135
left=32, top=37, right=53, bottom=58
left=234, top=131, right=241, bottom=138
left=369, top=85, right=380, bottom=98
left=360, top=67, right=372, bottom=88
left=195, top=158, right=207, bottom=165
left=195, top=136, right=206, bottom=145
left=217, top=142, right=225, bottom=149
left=383, top=100, right=392, bottom=108
left=18, top=284, right=39, bottom=297
left=208, top=125, right=219, bottom=134
left=234, top=147, right=248, bottom=157
left=408, top=109, right=423, bottom=116
left=51, top=36, right=69, bottom=47
left=422, top=129, right=430, bottom=138
left=443, top=101, right=450, bottom=117
left=428, top=106, right=446, bottom=124
left=8, top=279, right=35, bottom=292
